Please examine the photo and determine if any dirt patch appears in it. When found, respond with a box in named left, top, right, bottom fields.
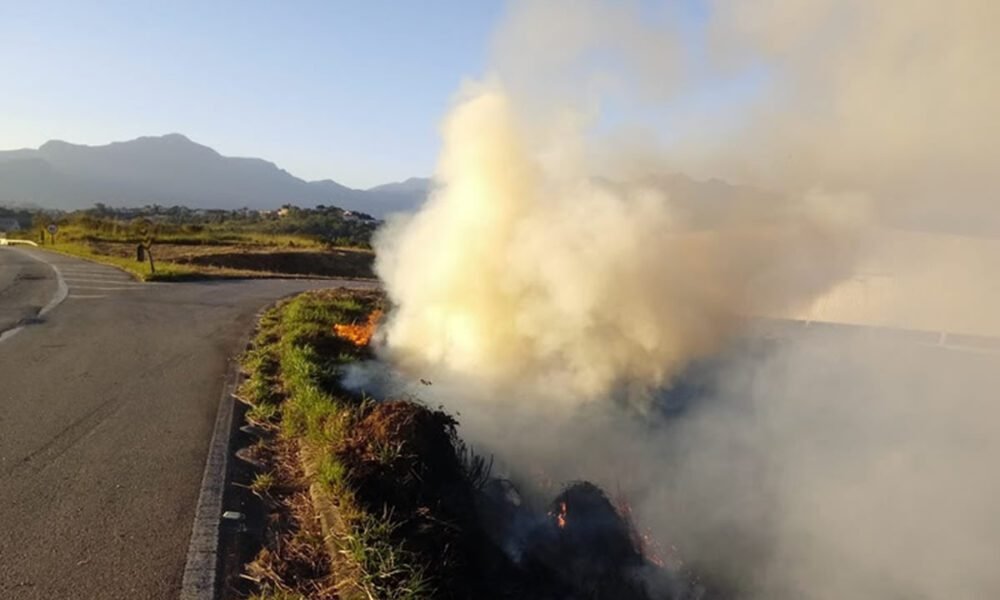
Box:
left=81, top=241, right=375, bottom=279
left=175, top=249, right=374, bottom=278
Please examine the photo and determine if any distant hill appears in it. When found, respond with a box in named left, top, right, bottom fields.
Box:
left=0, top=134, right=431, bottom=217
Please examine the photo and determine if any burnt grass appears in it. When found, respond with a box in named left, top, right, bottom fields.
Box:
left=233, top=289, right=734, bottom=600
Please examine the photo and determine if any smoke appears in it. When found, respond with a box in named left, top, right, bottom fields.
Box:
left=374, top=82, right=863, bottom=400
left=697, top=0, right=1000, bottom=234
left=368, top=1, right=1000, bottom=598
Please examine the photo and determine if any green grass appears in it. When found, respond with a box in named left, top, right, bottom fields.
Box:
left=342, top=510, right=435, bottom=600
left=36, top=240, right=207, bottom=281
left=239, top=291, right=370, bottom=468
left=246, top=401, right=280, bottom=426
left=39, top=241, right=156, bottom=280
left=239, top=307, right=283, bottom=423
left=18, top=217, right=379, bottom=281
left=239, top=290, right=439, bottom=600
left=50, top=222, right=325, bottom=249
left=28, top=221, right=361, bottom=281
left=314, top=453, right=348, bottom=492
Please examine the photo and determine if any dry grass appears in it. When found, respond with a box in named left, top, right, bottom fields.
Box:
left=39, top=239, right=375, bottom=281
left=235, top=289, right=496, bottom=600
left=244, top=490, right=338, bottom=600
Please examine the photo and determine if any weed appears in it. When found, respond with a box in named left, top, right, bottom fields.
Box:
left=457, top=440, right=494, bottom=492
left=342, top=510, right=435, bottom=600
left=251, top=472, right=277, bottom=497
left=241, top=373, right=277, bottom=407
left=241, top=289, right=475, bottom=600
left=247, top=401, right=280, bottom=426
left=314, top=454, right=348, bottom=492
left=373, top=439, right=406, bottom=466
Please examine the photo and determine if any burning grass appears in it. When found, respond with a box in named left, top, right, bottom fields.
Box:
left=235, top=290, right=491, bottom=600
left=234, top=289, right=725, bottom=599
left=333, top=308, right=383, bottom=347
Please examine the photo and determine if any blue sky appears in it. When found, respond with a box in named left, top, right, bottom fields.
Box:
left=0, top=1, right=506, bottom=187
left=0, top=1, right=742, bottom=188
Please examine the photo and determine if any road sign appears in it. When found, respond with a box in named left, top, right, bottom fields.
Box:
left=46, top=224, right=58, bottom=235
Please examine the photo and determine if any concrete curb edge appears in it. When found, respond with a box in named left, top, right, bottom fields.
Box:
left=179, top=331, right=252, bottom=599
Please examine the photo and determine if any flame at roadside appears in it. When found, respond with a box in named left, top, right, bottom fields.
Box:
left=333, top=308, right=383, bottom=348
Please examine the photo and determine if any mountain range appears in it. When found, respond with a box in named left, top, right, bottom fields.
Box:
left=0, top=134, right=431, bottom=217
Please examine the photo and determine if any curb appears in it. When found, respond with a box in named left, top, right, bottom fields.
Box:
left=179, top=338, right=249, bottom=599
left=178, top=289, right=368, bottom=599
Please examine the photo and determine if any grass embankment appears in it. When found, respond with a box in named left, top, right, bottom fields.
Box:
left=237, top=290, right=491, bottom=600
left=39, top=240, right=203, bottom=281
left=29, top=227, right=374, bottom=282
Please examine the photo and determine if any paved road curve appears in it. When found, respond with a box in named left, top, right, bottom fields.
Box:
left=0, top=247, right=373, bottom=599
left=0, top=248, right=58, bottom=338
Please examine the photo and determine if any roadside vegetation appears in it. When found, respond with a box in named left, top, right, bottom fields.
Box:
left=1, top=203, right=377, bottom=281
left=229, top=290, right=714, bottom=600
left=235, top=290, right=496, bottom=600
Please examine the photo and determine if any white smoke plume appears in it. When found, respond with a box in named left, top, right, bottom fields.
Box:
left=697, top=0, right=1000, bottom=233
left=367, top=1, right=1000, bottom=598
left=374, top=83, right=863, bottom=399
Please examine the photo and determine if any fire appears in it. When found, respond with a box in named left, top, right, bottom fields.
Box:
left=333, top=308, right=383, bottom=347
left=616, top=493, right=669, bottom=568
left=641, top=532, right=667, bottom=568
left=551, top=501, right=568, bottom=529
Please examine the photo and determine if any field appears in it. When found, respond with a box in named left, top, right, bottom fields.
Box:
left=5, top=206, right=377, bottom=281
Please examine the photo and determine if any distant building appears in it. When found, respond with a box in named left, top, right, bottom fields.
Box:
left=0, top=218, right=21, bottom=233
left=341, top=210, right=374, bottom=222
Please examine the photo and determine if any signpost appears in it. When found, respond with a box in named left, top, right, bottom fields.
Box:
left=46, top=223, right=58, bottom=244
left=135, top=219, right=157, bottom=274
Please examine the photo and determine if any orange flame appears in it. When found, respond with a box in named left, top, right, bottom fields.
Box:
left=333, top=308, right=383, bottom=347
left=551, top=501, right=568, bottom=529
left=641, top=532, right=667, bottom=568
left=616, top=493, right=669, bottom=568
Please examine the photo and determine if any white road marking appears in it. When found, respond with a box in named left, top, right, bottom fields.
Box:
left=61, top=273, right=133, bottom=279
left=60, top=268, right=118, bottom=273
left=68, top=294, right=109, bottom=299
left=61, top=268, right=136, bottom=277
left=0, top=247, right=68, bottom=344
left=64, top=278, right=143, bottom=285
left=0, top=327, right=23, bottom=343
left=69, top=285, right=146, bottom=291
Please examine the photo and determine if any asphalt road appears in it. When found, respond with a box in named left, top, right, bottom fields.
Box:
left=0, top=248, right=58, bottom=338
left=0, top=247, right=374, bottom=599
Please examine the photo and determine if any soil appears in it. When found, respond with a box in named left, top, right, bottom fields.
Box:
left=175, top=248, right=374, bottom=278
left=87, top=241, right=375, bottom=279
